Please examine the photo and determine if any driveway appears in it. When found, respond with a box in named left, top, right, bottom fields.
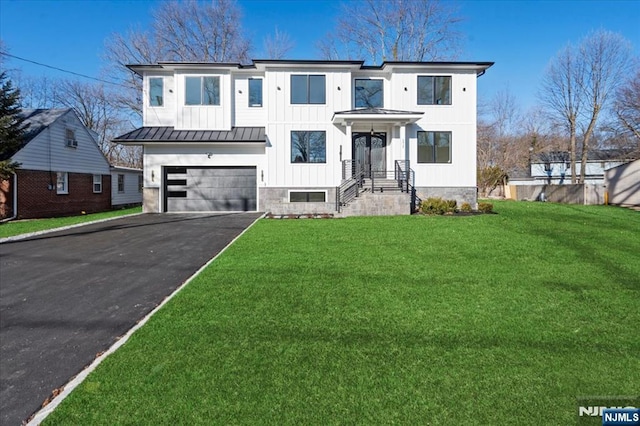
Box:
left=0, top=212, right=262, bottom=425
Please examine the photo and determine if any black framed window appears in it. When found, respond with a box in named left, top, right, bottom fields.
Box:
left=289, top=191, right=326, bottom=202
left=185, top=76, right=220, bottom=105
left=117, top=174, right=125, bottom=192
left=355, top=79, right=383, bottom=108
left=149, top=77, right=163, bottom=106
left=291, top=131, right=326, bottom=163
left=291, top=75, right=326, bottom=104
left=417, top=131, right=451, bottom=163
left=249, top=78, right=262, bottom=107
left=417, top=76, right=451, bottom=105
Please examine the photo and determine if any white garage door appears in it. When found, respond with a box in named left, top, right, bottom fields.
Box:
left=164, top=166, right=257, bottom=212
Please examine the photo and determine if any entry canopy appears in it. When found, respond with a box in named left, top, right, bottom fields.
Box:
left=332, top=108, right=423, bottom=126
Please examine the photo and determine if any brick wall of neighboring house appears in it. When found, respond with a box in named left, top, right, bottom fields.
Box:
left=14, top=169, right=112, bottom=219
left=0, top=176, right=14, bottom=219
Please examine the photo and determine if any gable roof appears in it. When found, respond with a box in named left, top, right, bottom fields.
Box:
left=113, top=126, right=266, bottom=144
left=3, top=109, right=72, bottom=158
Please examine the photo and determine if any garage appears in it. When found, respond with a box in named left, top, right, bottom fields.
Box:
left=164, top=166, right=257, bottom=212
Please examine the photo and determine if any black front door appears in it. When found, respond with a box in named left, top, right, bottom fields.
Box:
left=353, top=133, right=386, bottom=178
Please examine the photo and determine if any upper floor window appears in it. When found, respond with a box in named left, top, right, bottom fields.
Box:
left=417, top=131, right=451, bottom=163
left=149, top=77, right=163, bottom=107
left=65, top=128, right=77, bottom=148
left=248, top=78, right=263, bottom=107
left=291, top=75, right=325, bottom=104
left=291, top=131, right=326, bottom=163
left=185, top=76, right=220, bottom=106
left=417, top=76, right=451, bottom=105
left=355, top=79, right=383, bottom=108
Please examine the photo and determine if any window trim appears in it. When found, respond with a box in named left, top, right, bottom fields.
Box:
left=248, top=78, right=263, bottom=107
left=185, top=76, right=221, bottom=106
left=93, top=174, right=102, bottom=193
left=290, top=74, right=326, bottom=105
left=56, top=172, right=68, bottom=195
left=417, top=131, right=452, bottom=164
left=417, top=75, right=452, bottom=105
left=117, top=174, right=125, bottom=193
left=288, top=190, right=327, bottom=203
left=354, top=78, right=384, bottom=108
left=290, top=130, right=327, bottom=164
left=149, top=77, right=164, bottom=107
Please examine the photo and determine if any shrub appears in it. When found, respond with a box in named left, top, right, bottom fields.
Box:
left=420, top=197, right=458, bottom=215
left=460, top=202, right=472, bottom=213
left=478, top=202, right=494, bottom=214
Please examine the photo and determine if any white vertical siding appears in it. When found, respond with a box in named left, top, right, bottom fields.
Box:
left=13, top=111, right=111, bottom=174
left=234, top=74, right=267, bottom=126
left=175, top=71, right=231, bottom=130
left=143, top=72, right=175, bottom=127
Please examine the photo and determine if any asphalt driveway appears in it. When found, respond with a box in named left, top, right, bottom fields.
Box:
left=0, top=212, right=262, bottom=425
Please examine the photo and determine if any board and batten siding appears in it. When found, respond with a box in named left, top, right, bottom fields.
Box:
left=143, top=72, right=175, bottom=127
left=233, top=74, right=267, bottom=127
left=263, top=68, right=352, bottom=188
left=174, top=70, right=232, bottom=131
left=12, top=111, right=111, bottom=175
left=111, top=168, right=143, bottom=206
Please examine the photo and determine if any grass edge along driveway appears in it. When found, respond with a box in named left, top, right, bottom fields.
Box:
left=43, top=201, right=640, bottom=425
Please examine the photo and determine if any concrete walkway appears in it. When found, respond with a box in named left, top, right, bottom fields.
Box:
left=0, top=212, right=262, bottom=425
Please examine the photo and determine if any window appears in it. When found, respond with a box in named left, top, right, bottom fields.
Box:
left=355, top=79, right=383, bottom=108
left=291, top=75, right=325, bottom=104
left=65, top=129, right=77, bottom=147
left=118, top=174, right=125, bottom=193
left=138, top=174, right=143, bottom=192
left=150, top=77, right=163, bottom=106
left=185, top=76, right=220, bottom=105
left=291, top=131, right=326, bottom=163
left=417, top=76, right=451, bottom=105
left=93, top=174, right=102, bottom=193
left=417, top=131, right=451, bottom=163
left=248, top=78, right=262, bottom=107
left=56, top=172, right=68, bottom=194
left=289, top=191, right=326, bottom=202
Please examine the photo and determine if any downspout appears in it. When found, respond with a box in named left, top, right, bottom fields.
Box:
left=1, top=171, right=18, bottom=222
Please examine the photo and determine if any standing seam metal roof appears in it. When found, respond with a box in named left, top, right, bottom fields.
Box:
left=113, top=126, right=266, bottom=143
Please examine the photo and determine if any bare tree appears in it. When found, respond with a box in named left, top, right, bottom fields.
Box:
left=539, top=43, right=585, bottom=183
left=540, top=30, right=633, bottom=183
left=318, top=0, right=462, bottom=63
left=577, top=30, right=633, bottom=182
left=103, top=0, right=251, bottom=118
left=263, top=27, right=295, bottom=59
left=613, top=67, right=640, bottom=141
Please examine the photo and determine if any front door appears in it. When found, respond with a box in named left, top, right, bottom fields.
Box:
left=353, top=133, right=386, bottom=178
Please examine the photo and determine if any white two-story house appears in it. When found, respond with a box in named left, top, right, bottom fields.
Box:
left=114, top=60, right=493, bottom=215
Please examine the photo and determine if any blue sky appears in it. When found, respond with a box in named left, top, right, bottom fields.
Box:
left=1, top=0, right=639, bottom=112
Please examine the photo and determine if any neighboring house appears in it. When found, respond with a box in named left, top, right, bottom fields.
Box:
left=605, top=158, right=640, bottom=207
left=509, top=150, right=636, bottom=186
left=114, top=60, right=493, bottom=215
left=0, top=109, right=112, bottom=219
left=111, top=166, right=143, bottom=207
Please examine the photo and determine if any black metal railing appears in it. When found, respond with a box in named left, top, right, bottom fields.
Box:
left=337, top=160, right=421, bottom=213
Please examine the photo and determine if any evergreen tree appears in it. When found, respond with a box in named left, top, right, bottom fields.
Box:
left=0, top=71, right=28, bottom=178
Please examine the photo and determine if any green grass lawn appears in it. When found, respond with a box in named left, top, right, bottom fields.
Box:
left=44, top=201, right=639, bottom=425
left=0, top=207, right=142, bottom=238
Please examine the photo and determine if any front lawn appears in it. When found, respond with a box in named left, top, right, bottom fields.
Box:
left=0, top=207, right=142, bottom=239
left=44, top=201, right=639, bottom=425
